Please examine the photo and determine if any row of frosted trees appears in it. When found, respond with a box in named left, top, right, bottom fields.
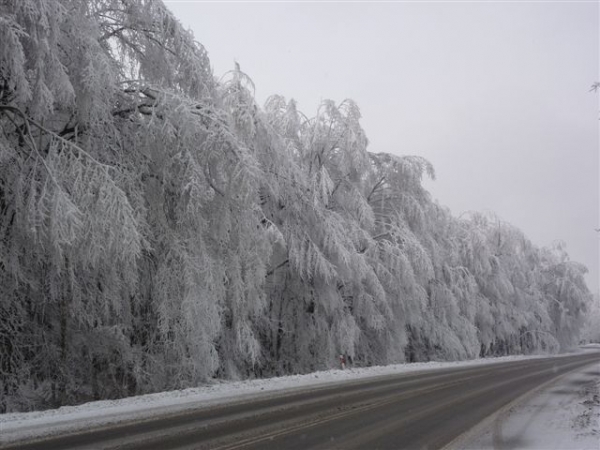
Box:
left=0, top=0, right=592, bottom=412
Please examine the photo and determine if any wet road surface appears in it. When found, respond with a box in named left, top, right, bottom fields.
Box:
left=3, top=352, right=599, bottom=450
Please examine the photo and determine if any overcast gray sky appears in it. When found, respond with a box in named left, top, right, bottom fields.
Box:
left=165, top=0, right=599, bottom=293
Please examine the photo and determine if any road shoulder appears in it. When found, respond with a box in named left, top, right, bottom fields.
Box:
left=451, top=359, right=600, bottom=450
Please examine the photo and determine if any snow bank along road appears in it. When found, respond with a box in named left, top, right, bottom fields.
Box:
left=2, top=352, right=599, bottom=450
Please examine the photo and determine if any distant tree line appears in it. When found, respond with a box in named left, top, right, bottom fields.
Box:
left=0, top=0, right=592, bottom=412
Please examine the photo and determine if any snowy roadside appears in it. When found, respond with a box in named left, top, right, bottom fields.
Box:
left=452, top=344, right=600, bottom=450
left=1, top=347, right=598, bottom=446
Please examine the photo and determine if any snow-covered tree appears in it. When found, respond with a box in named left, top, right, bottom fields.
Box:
left=0, top=0, right=593, bottom=413
left=582, top=292, right=600, bottom=343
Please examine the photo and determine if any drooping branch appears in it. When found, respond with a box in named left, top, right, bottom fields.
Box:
left=367, top=176, right=386, bottom=203
left=0, top=105, right=115, bottom=172
left=266, top=259, right=289, bottom=277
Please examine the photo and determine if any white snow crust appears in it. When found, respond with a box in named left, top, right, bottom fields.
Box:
left=454, top=344, right=600, bottom=450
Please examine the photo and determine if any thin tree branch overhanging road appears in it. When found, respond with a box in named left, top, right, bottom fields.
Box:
left=4, top=351, right=599, bottom=450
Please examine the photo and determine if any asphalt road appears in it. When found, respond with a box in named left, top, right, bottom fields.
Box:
left=3, top=352, right=599, bottom=450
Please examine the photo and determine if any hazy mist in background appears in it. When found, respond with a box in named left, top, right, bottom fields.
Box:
left=166, top=1, right=599, bottom=292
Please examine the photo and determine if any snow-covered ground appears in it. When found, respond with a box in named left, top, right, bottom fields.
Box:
left=1, top=348, right=598, bottom=446
left=453, top=344, right=600, bottom=450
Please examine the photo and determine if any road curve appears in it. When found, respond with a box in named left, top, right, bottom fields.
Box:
left=3, top=352, right=599, bottom=450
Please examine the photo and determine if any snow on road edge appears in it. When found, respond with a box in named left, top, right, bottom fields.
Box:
left=450, top=354, right=600, bottom=450
left=1, top=347, right=599, bottom=445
